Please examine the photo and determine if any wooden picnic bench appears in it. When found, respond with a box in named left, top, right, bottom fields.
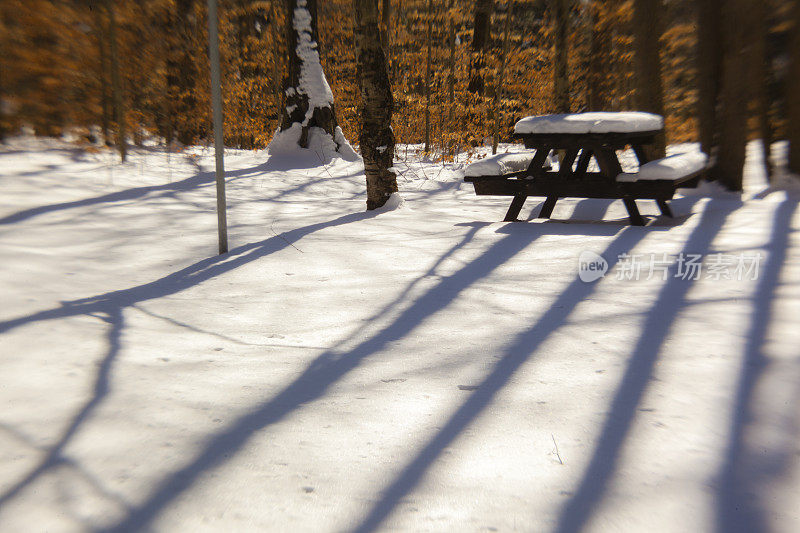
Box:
left=464, top=112, right=708, bottom=226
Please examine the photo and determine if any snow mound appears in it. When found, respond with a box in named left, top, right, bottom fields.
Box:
left=267, top=124, right=360, bottom=163
left=373, top=192, right=405, bottom=213
left=464, top=152, right=535, bottom=177
left=616, top=151, right=708, bottom=182
left=514, top=112, right=663, bottom=135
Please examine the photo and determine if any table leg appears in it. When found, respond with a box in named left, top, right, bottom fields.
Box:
left=574, top=148, right=593, bottom=178
left=538, top=195, right=558, bottom=219
left=656, top=199, right=674, bottom=217
left=623, top=196, right=645, bottom=226
left=504, top=194, right=528, bottom=221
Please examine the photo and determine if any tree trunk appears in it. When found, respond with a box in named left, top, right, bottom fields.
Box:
left=447, top=7, right=456, bottom=135
left=696, top=0, right=722, bottom=157
left=552, top=0, right=570, bottom=113
left=788, top=0, right=800, bottom=174
left=166, top=0, right=200, bottom=146
left=353, top=0, right=397, bottom=210
left=713, top=0, right=751, bottom=190
left=632, top=0, right=666, bottom=158
left=468, top=0, right=493, bottom=95
left=424, top=0, right=432, bottom=152
left=380, top=0, right=391, bottom=50
left=93, top=6, right=111, bottom=145
left=753, top=0, right=773, bottom=180
left=492, top=1, right=513, bottom=154
left=587, top=1, right=611, bottom=111
left=106, top=0, right=126, bottom=162
left=280, top=0, right=340, bottom=150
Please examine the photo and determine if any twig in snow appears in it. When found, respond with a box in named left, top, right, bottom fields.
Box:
left=314, top=151, right=335, bottom=180
left=270, top=220, right=304, bottom=253
left=552, top=434, right=563, bottom=465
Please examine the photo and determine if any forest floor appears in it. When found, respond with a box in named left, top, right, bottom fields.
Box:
left=1, top=135, right=799, bottom=532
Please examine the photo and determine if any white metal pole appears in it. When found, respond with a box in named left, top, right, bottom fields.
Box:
left=208, top=0, right=228, bottom=254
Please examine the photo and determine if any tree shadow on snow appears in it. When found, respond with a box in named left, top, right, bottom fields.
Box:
left=349, top=212, right=656, bottom=533
left=0, top=308, right=127, bottom=512
left=714, top=199, right=800, bottom=533
left=553, top=200, right=741, bottom=533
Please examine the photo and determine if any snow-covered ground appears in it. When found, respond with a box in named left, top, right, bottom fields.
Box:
left=1, top=136, right=799, bottom=533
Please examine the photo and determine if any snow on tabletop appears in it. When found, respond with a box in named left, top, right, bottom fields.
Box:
left=464, top=152, right=535, bottom=177
left=514, top=112, right=664, bottom=135
left=616, top=151, right=708, bottom=182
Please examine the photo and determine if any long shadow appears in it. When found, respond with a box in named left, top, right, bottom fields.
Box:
left=0, top=308, right=125, bottom=509
left=715, top=199, right=799, bottom=533
left=351, top=223, right=651, bottom=533
left=0, top=153, right=313, bottom=226
left=99, top=223, right=553, bottom=532
left=554, top=201, right=739, bottom=533
left=0, top=211, right=375, bottom=336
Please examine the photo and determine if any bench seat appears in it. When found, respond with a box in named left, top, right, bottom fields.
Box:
left=616, top=151, right=708, bottom=185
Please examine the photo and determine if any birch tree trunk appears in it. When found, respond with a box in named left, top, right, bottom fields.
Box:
left=353, top=0, right=397, bottom=210
left=552, top=0, right=570, bottom=113
left=280, top=0, right=340, bottom=150
left=632, top=0, right=666, bottom=158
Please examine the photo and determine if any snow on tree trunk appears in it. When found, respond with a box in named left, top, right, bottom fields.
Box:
left=276, top=0, right=348, bottom=155
left=353, top=0, right=397, bottom=210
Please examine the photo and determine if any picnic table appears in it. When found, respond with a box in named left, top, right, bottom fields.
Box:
left=464, top=112, right=708, bottom=225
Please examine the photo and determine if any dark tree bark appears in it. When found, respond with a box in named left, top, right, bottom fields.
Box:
left=352, top=0, right=397, bottom=210
left=165, top=0, right=200, bottom=146
left=380, top=0, right=391, bottom=50
left=106, top=0, right=126, bottom=161
left=552, top=0, right=570, bottom=113
left=632, top=0, right=666, bottom=158
left=92, top=6, right=111, bottom=145
left=492, top=0, right=513, bottom=154
left=280, top=0, right=340, bottom=149
left=468, top=0, right=493, bottom=95
left=788, top=0, right=800, bottom=174
left=713, top=0, right=751, bottom=190
left=753, top=0, right=774, bottom=180
left=696, top=0, right=722, bottom=158
left=587, top=1, right=611, bottom=111
left=424, top=0, right=432, bottom=152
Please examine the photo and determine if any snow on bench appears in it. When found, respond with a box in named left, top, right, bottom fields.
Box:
left=616, top=151, right=708, bottom=182
left=464, top=152, right=536, bottom=178
left=514, top=112, right=663, bottom=135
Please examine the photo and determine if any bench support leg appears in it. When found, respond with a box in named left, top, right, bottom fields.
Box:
left=504, top=195, right=527, bottom=222
left=623, top=197, right=645, bottom=226
left=656, top=199, right=674, bottom=218
left=538, top=195, right=558, bottom=219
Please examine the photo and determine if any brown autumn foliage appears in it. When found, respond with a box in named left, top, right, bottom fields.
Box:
left=0, top=0, right=794, bottom=157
